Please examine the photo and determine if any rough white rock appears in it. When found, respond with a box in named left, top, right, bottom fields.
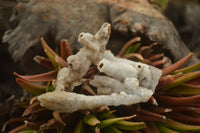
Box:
left=54, top=23, right=111, bottom=91
left=38, top=89, right=153, bottom=113
left=98, top=59, right=138, bottom=81
left=38, top=23, right=162, bottom=113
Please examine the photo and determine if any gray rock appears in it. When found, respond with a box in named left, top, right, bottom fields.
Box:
left=3, top=0, right=199, bottom=73
left=166, top=0, right=200, bottom=58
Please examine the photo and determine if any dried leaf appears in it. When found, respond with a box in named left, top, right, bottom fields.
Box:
left=82, top=83, right=96, bottom=96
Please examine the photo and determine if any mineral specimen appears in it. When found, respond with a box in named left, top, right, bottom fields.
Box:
left=38, top=23, right=162, bottom=113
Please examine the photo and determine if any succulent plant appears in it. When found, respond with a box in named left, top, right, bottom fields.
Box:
left=2, top=33, right=200, bottom=133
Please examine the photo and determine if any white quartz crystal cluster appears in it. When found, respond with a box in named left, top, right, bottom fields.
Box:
left=38, top=23, right=162, bottom=113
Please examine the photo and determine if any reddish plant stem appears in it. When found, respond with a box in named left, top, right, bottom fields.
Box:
left=170, top=106, right=198, bottom=112
left=167, top=112, right=200, bottom=125
left=83, top=67, right=98, bottom=78
left=146, top=122, right=160, bottom=133
left=24, top=121, right=43, bottom=130
left=136, top=109, right=165, bottom=122
left=162, top=53, right=193, bottom=76
left=148, top=53, right=164, bottom=61
left=2, top=117, right=29, bottom=132
left=8, top=125, right=27, bottom=133
left=148, top=96, right=158, bottom=106
left=148, top=107, right=172, bottom=114
left=156, top=95, right=200, bottom=106
left=117, top=37, right=141, bottom=57
left=14, top=70, right=57, bottom=82
left=156, top=73, right=182, bottom=90
left=53, top=111, right=66, bottom=126
left=60, top=39, right=72, bottom=60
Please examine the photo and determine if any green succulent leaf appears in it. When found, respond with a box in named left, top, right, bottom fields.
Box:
left=102, top=126, right=122, bottom=133
left=74, top=118, right=85, bottom=133
left=97, top=111, right=115, bottom=120
left=117, top=37, right=140, bottom=56
left=41, top=37, right=68, bottom=69
left=157, top=124, right=179, bottom=133
left=114, top=121, right=146, bottom=130
left=162, top=117, right=200, bottom=131
left=46, top=82, right=55, bottom=92
left=18, top=130, right=39, bottom=133
left=174, top=62, right=200, bottom=74
left=41, top=37, right=60, bottom=69
left=57, top=126, right=64, bottom=133
left=163, top=71, right=200, bottom=91
left=124, top=43, right=141, bottom=55
left=99, top=115, right=135, bottom=129
left=84, top=113, right=100, bottom=126
left=155, top=0, right=169, bottom=10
